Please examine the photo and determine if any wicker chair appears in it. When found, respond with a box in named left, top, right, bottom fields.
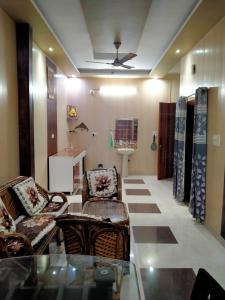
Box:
left=55, top=214, right=130, bottom=261
left=89, top=223, right=130, bottom=261
left=0, top=176, right=68, bottom=257
left=82, top=167, right=122, bottom=207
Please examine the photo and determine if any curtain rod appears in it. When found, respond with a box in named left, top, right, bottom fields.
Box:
left=187, top=93, right=195, bottom=101
left=187, top=93, right=195, bottom=98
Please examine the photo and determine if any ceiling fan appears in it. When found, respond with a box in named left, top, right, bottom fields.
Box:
left=86, top=41, right=137, bottom=69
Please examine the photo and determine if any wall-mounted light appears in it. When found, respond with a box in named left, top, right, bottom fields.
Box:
left=54, top=74, right=66, bottom=79
left=196, top=49, right=204, bottom=54
left=67, top=75, right=76, bottom=78
left=100, top=85, right=137, bottom=97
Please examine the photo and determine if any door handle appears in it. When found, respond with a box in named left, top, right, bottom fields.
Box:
left=159, top=144, right=163, bottom=148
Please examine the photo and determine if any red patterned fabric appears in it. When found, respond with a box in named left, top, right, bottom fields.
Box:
left=16, top=215, right=55, bottom=246
left=86, top=168, right=117, bottom=198
left=6, top=238, right=27, bottom=256
left=40, top=201, right=68, bottom=216
left=0, top=197, right=16, bottom=233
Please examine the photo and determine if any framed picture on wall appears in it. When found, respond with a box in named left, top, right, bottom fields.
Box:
left=67, top=105, right=78, bottom=119
left=47, top=65, right=55, bottom=100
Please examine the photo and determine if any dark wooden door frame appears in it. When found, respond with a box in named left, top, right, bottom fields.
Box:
left=157, top=102, right=176, bottom=180
left=16, top=23, right=34, bottom=177
left=46, top=58, right=57, bottom=157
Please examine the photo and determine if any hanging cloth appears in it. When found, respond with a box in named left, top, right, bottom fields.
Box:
left=107, top=129, right=115, bottom=149
left=189, top=87, right=208, bottom=222
left=173, top=96, right=187, bottom=202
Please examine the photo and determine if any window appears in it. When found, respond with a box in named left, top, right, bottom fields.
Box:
left=114, top=119, right=138, bottom=148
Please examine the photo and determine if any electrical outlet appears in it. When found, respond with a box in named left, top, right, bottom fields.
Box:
left=212, top=134, right=220, bottom=146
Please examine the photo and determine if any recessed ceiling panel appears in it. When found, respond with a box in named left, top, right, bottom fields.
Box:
left=80, top=0, right=151, bottom=54
left=33, top=0, right=199, bottom=75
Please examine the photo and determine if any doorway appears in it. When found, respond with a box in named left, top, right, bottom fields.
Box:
left=157, top=102, right=176, bottom=180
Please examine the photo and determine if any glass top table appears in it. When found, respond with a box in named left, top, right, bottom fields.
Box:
left=0, top=254, right=140, bottom=300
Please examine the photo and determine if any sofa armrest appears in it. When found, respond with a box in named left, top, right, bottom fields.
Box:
left=0, top=232, right=33, bottom=258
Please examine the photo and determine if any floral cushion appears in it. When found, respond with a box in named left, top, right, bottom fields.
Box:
left=16, top=215, right=56, bottom=247
left=86, top=168, right=118, bottom=198
left=12, top=177, right=48, bottom=216
left=0, top=197, right=16, bottom=233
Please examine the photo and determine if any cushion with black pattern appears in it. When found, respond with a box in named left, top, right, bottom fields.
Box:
left=86, top=168, right=118, bottom=198
left=12, top=177, right=47, bottom=216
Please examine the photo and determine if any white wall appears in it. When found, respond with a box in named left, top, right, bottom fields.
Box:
left=180, top=16, right=225, bottom=240
left=66, top=77, right=178, bottom=175
left=32, top=45, right=69, bottom=188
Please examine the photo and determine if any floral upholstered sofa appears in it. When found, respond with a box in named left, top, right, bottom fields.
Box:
left=0, top=176, right=68, bottom=258
left=82, top=167, right=122, bottom=207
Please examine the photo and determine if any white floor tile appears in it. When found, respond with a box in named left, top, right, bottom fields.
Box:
left=124, top=175, right=225, bottom=290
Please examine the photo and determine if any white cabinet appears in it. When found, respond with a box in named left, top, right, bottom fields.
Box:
left=49, top=149, right=86, bottom=194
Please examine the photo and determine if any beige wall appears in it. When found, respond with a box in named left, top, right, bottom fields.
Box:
left=56, top=73, right=69, bottom=151
left=0, top=8, right=19, bottom=184
left=32, top=44, right=48, bottom=188
left=0, top=9, right=69, bottom=188
left=180, top=16, right=225, bottom=240
left=66, top=77, right=178, bottom=175
left=32, top=45, right=69, bottom=188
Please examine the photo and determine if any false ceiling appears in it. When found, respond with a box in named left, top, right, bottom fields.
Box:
left=1, top=0, right=224, bottom=77
left=33, top=0, right=199, bottom=75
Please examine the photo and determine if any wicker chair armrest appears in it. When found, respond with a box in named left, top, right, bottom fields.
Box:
left=116, top=173, right=122, bottom=201
left=0, top=232, right=33, bottom=258
left=48, top=192, right=67, bottom=203
left=35, top=182, right=67, bottom=203
left=82, top=176, right=89, bottom=207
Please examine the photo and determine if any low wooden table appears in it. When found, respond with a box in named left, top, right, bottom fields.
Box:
left=82, top=199, right=129, bottom=225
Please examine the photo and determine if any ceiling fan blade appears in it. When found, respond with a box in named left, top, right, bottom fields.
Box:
left=119, top=53, right=137, bottom=64
left=121, top=64, right=134, bottom=69
left=85, top=60, right=112, bottom=65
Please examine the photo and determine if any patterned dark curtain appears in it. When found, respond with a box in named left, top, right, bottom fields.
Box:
left=173, top=97, right=187, bottom=202
left=189, top=87, right=208, bottom=222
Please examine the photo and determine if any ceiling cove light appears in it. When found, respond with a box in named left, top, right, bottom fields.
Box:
left=100, top=85, right=137, bottom=97
left=175, top=49, right=181, bottom=54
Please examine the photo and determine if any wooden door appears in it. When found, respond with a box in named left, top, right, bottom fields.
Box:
left=46, top=58, right=57, bottom=157
left=157, top=102, right=176, bottom=180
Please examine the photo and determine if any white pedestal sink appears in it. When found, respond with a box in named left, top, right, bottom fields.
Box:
left=118, top=148, right=134, bottom=177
